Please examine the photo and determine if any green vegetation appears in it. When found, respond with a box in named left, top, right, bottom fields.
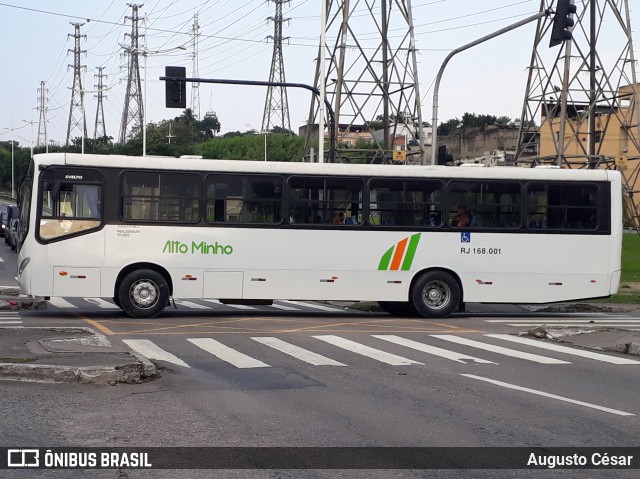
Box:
left=621, top=232, right=640, bottom=283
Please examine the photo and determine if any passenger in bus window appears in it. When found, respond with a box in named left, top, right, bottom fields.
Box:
left=451, top=206, right=471, bottom=227
left=331, top=211, right=345, bottom=224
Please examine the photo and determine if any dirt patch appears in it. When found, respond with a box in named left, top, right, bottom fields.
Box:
left=619, top=282, right=640, bottom=293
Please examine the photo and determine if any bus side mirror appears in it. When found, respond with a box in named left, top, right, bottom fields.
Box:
left=165, top=66, right=186, bottom=108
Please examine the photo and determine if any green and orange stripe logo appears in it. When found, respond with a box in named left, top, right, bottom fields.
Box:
left=378, top=233, right=421, bottom=271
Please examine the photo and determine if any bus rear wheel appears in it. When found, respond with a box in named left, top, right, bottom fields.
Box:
left=377, top=301, right=420, bottom=317
left=118, top=269, right=169, bottom=319
left=411, top=271, right=460, bottom=318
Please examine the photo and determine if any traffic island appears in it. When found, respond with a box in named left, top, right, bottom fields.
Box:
left=0, top=327, right=157, bottom=384
left=525, top=326, right=640, bottom=357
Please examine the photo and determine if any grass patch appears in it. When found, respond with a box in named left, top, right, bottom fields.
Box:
left=622, top=233, right=640, bottom=283
left=588, top=294, right=640, bottom=304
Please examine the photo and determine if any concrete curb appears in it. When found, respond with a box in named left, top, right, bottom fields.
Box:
left=0, top=360, right=156, bottom=384
left=0, top=326, right=158, bottom=385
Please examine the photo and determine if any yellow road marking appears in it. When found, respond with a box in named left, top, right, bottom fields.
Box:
left=83, top=318, right=116, bottom=336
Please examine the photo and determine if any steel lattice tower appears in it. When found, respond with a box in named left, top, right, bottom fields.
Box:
left=37, top=81, right=48, bottom=149
left=190, top=14, right=201, bottom=120
left=94, top=67, right=108, bottom=140
left=516, top=0, right=639, bottom=166
left=65, top=22, right=88, bottom=147
left=515, top=0, right=640, bottom=227
left=119, top=3, right=144, bottom=144
left=262, top=0, right=292, bottom=133
left=306, top=0, right=424, bottom=163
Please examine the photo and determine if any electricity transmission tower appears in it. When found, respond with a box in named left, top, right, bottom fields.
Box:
left=306, top=0, right=424, bottom=163
left=515, top=0, right=639, bottom=227
left=119, top=3, right=144, bottom=144
left=262, top=0, right=292, bottom=133
left=190, top=14, right=201, bottom=120
left=37, top=81, right=48, bottom=149
left=94, top=67, right=108, bottom=140
left=65, top=22, right=88, bottom=147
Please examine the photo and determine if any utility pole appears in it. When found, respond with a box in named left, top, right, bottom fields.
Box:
left=94, top=67, right=108, bottom=140
left=166, top=121, right=175, bottom=144
left=262, top=0, right=292, bottom=133
left=65, top=22, right=87, bottom=148
left=119, top=3, right=144, bottom=145
left=37, top=80, right=48, bottom=152
left=190, top=14, right=201, bottom=120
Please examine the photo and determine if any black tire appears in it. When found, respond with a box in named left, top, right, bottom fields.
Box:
left=411, top=270, right=460, bottom=318
left=377, top=301, right=420, bottom=317
left=117, top=269, right=169, bottom=318
left=112, top=296, right=121, bottom=309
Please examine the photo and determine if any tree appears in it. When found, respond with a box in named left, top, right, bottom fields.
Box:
left=437, top=118, right=461, bottom=136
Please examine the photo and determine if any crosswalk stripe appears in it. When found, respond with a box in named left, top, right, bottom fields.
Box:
left=0, top=321, right=21, bottom=325
left=281, top=301, right=345, bottom=313
left=173, top=299, right=211, bottom=310
left=373, top=335, right=496, bottom=365
left=123, top=339, right=190, bottom=368
left=48, top=297, right=78, bottom=309
left=83, top=298, right=119, bottom=309
left=187, top=338, right=270, bottom=368
left=252, top=337, right=346, bottom=366
left=431, top=335, right=571, bottom=364
left=269, top=303, right=301, bottom=311
left=485, top=334, right=640, bottom=365
left=202, top=300, right=258, bottom=310
left=313, top=335, right=422, bottom=365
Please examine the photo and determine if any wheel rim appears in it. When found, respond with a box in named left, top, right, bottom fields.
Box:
left=421, top=280, right=451, bottom=310
left=129, top=279, right=160, bottom=309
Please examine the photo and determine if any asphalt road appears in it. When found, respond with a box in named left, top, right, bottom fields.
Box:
left=2, top=214, right=640, bottom=478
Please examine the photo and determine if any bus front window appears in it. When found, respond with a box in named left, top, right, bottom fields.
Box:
left=38, top=172, right=103, bottom=241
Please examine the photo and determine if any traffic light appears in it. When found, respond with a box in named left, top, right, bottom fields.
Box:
left=549, top=0, right=577, bottom=48
left=165, top=66, right=186, bottom=108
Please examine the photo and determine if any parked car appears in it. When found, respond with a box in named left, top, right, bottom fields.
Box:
left=8, top=218, right=19, bottom=251
left=0, top=211, right=7, bottom=238
left=5, top=205, right=18, bottom=245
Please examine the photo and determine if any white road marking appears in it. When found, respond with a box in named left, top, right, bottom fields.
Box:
left=173, top=299, right=211, bottom=310
left=0, top=321, right=21, bottom=325
left=485, top=334, right=640, bottom=365
left=252, top=337, right=346, bottom=366
left=313, top=335, right=422, bottom=366
left=431, top=335, right=571, bottom=364
left=461, top=374, right=635, bottom=416
left=281, top=301, right=345, bottom=312
left=202, top=299, right=258, bottom=310
left=48, top=297, right=78, bottom=309
left=269, top=302, right=301, bottom=311
left=123, top=339, right=190, bottom=368
left=188, top=338, right=270, bottom=368
left=373, top=335, right=496, bottom=364
left=83, top=298, right=119, bottom=309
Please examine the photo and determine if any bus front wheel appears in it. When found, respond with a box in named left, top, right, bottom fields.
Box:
left=411, top=271, right=460, bottom=318
left=118, top=269, right=169, bottom=318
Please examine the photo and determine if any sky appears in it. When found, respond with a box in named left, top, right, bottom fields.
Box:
left=0, top=0, right=635, bottom=147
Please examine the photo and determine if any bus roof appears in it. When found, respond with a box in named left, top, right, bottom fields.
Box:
left=33, top=152, right=617, bottom=182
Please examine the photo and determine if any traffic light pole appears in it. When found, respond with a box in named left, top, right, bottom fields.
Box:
left=430, top=9, right=551, bottom=165
left=160, top=75, right=336, bottom=163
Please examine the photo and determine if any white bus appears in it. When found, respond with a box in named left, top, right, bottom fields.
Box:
left=16, top=153, right=622, bottom=319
